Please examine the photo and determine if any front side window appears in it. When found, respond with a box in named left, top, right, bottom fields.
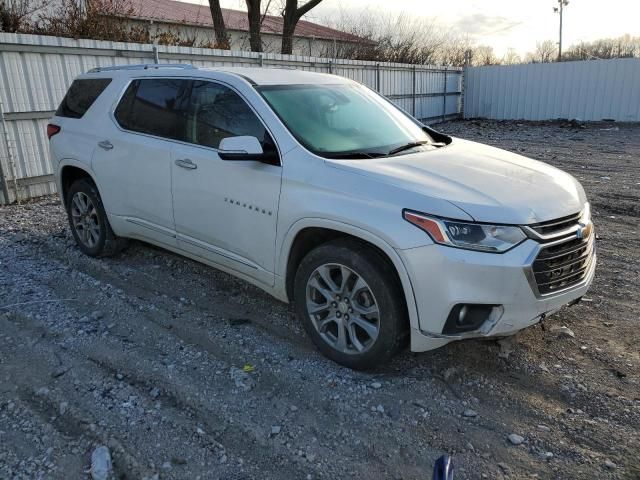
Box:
left=56, top=78, right=112, bottom=119
left=258, top=83, right=433, bottom=158
left=114, top=78, right=191, bottom=142
left=188, top=80, right=272, bottom=150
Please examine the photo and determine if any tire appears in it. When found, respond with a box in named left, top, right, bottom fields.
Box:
left=65, top=178, right=127, bottom=257
left=294, top=238, right=408, bottom=370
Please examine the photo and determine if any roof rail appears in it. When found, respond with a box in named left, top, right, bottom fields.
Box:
left=88, top=63, right=197, bottom=73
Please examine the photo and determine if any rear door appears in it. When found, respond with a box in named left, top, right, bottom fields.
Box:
left=92, top=78, right=192, bottom=246
left=170, top=80, right=282, bottom=286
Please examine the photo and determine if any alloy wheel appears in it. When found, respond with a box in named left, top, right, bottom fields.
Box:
left=305, top=263, right=380, bottom=354
left=70, top=192, right=100, bottom=248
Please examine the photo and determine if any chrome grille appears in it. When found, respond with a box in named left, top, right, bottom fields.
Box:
left=532, top=232, right=595, bottom=295
left=528, top=211, right=582, bottom=237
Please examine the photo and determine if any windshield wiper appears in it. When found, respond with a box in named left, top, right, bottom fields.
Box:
left=387, top=141, right=430, bottom=156
left=324, top=151, right=384, bottom=159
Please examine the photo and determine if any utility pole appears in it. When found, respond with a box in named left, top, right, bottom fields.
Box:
left=554, top=0, right=569, bottom=61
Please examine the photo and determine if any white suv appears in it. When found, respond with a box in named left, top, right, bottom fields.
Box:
left=49, top=64, right=596, bottom=369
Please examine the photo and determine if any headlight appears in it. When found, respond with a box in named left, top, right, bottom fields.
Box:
left=403, top=210, right=527, bottom=253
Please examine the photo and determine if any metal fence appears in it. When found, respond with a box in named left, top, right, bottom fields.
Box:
left=0, top=32, right=462, bottom=204
left=463, top=58, right=640, bottom=122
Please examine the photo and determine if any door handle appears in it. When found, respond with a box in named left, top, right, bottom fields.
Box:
left=175, top=158, right=197, bottom=170
left=97, top=140, right=113, bottom=150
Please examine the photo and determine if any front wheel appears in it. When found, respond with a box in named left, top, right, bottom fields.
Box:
left=294, top=239, right=407, bottom=370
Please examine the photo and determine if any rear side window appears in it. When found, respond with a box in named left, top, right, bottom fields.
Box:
left=114, top=79, right=191, bottom=141
left=55, top=78, right=112, bottom=119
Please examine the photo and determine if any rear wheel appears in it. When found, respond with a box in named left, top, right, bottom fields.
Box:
left=66, top=178, right=127, bottom=257
left=294, top=239, right=407, bottom=370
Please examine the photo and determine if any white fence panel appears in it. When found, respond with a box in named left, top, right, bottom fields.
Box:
left=463, top=58, right=640, bottom=122
left=0, top=33, right=462, bottom=204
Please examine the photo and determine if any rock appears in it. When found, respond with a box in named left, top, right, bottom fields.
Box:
left=230, top=367, right=255, bottom=392
left=90, top=445, right=113, bottom=480
left=375, top=404, right=385, bottom=413
left=507, top=433, right=525, bottom=445
left=271, top=425, right=281, bottom=436
left=462, top=409, right=478, bottom=418
left=551, top=326, right=575, bottom=338
left=604, top=459, right=616, bottom=469
left=290, top=405, right=299, bottom=412
left=90, top=310, right=104, bottom=320
left=537, top=425, right=551, bottom=432
left=161, top=461, right=172, bottom=470
left=542, top=451, right=553, bottom=460
left=149, top=387, right=161, bottom=399
left=497, top=337, right=516, bottom=359
left=370, top=382, right=382, bottom=389
left=35, top=387, right=50, bottom=396
left=196, top=427, right=205, bottom=435
left=59, top=402, right=68, bottom=415
left=443, top=367, right=457, bottom=382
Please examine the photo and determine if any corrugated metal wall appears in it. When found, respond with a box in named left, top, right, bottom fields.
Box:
left=0, top=33, right=462, bottom=204
left=464, top=58, right=640, bottom=122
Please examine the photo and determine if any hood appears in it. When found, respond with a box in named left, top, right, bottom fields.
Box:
left=327, top=138, right=586, bottom=224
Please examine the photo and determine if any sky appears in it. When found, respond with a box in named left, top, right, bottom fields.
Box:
left=187, top=0, right=640, bottom=57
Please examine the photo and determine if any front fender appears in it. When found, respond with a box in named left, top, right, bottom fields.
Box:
left=277, top=217, right=421, bottom=334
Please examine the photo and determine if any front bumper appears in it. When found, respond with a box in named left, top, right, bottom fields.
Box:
left=399, top=237, right=596, bottom=352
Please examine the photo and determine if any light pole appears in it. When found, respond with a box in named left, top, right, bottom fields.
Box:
left=554, top=0, right=569, bottom=61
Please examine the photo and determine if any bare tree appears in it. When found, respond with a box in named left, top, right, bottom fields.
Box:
left=562, top=34, right=640, bottom=60
left=0, top=0, right=50, bottom=32
left=526, top=40, right=557, bottom=63
left=207, top=0, right=229, bottom=49
left=502, top=48, right=521, bottom=65
left=35, top=0, right=148, bottom=42
left=281, top=0, right=323, bottom=55
left=439, top=33, right=474, bottom=66
left=473, top=45, right=498, bottom=66
left=245, top=0, right=274, bottom=52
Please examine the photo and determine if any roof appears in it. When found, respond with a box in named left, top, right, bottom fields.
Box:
left=124, top=0, right=364, bottom=43
left=208, top=67, right=351, bottom=85
left=84, top=64, right=354, bottom=86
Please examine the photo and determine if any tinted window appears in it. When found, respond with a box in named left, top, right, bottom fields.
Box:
left=114, top=79, right=191, bottom=141
left=55, top=78, right=112, bottom=119
left=188, top=81, right=272, bottom=150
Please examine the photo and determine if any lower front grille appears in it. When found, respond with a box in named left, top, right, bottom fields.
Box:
left=532, top=233, right=595, bottom=295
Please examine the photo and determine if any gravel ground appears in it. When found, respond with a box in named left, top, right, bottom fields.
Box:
left=0, top=119, right=638, bottom=479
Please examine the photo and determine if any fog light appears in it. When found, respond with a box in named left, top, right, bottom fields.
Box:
left=442, top=304, right=499, bottom=335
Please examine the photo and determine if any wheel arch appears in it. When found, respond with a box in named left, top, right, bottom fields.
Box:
left=58, top=160, right=100, bottom=205
left=279, top=219, right=420, bottom=332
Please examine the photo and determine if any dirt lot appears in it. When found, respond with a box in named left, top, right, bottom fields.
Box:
left=1, top=120, right=638, bottom=480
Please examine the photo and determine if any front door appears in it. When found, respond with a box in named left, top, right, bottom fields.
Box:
left=170, top=80, right=282, bottom=286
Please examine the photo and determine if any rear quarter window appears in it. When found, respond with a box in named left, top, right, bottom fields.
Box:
left=55, top=78, right=112, bottom=119
left=113, top=78, right=191, bottom=142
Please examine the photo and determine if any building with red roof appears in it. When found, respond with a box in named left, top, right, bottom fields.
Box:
left=121, top=0, right=365, bottom=56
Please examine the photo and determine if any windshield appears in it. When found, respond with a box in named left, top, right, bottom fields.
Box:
left=258, top=83, right=433, bottom=158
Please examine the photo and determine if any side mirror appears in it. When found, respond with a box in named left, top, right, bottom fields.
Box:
left=218, top=136, right=263, bottom=159
left=218, top=135, right=280, bottom=165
